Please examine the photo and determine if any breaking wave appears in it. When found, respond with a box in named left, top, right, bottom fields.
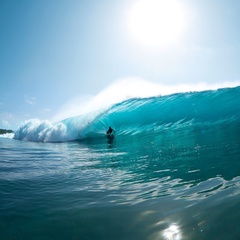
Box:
left=14, top=86, right=240, bottom=142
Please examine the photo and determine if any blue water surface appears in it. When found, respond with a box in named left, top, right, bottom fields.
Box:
left=1, top=87, right=240, bottom=240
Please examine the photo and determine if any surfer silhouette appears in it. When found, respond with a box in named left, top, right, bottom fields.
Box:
left=106, top=127, right=115, bottom=135
left=106, top=127, right=115, bottom=144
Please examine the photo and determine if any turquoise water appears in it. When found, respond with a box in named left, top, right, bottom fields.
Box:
left=1, top=87, right=240, bottom=239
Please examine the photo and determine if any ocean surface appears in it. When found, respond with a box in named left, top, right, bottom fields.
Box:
left=1, top=86, right=240, bottom=240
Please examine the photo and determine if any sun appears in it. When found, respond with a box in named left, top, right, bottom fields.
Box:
left=127, top=0, right=186, bottom=49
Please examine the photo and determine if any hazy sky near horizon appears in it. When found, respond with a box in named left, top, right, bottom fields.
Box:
left=1, top=0, right=240, bottom=129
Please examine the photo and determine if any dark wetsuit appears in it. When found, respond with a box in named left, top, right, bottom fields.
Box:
left=107, top=127, right=115, bottom=135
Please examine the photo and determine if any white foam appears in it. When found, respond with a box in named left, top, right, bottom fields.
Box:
left=0, top=133, right=14, bottom=139
left=14, top=119, right=69, bottom=142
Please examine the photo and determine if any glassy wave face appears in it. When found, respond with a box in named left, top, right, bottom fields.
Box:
left=14, top=86, right=240, bottom=143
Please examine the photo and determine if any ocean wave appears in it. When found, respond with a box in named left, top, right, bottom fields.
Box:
left=14, top=86, right=240, bottom=142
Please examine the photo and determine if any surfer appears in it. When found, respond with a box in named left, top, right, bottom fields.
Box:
left=106, top=126, right=115, bottom=135
left=106, top=126, right=115, bottom=143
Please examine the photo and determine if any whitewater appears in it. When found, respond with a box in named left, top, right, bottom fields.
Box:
left=1, top=85, right=240, bottom=240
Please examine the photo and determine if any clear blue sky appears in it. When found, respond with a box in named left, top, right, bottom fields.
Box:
left=1, top=0, right=240, bottom=129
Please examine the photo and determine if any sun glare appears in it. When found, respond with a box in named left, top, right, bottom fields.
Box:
left=127, top=0, right=186, bottom=49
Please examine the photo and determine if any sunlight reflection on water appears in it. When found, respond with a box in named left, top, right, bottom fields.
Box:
left=162, top=224, right=182, bottom=240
